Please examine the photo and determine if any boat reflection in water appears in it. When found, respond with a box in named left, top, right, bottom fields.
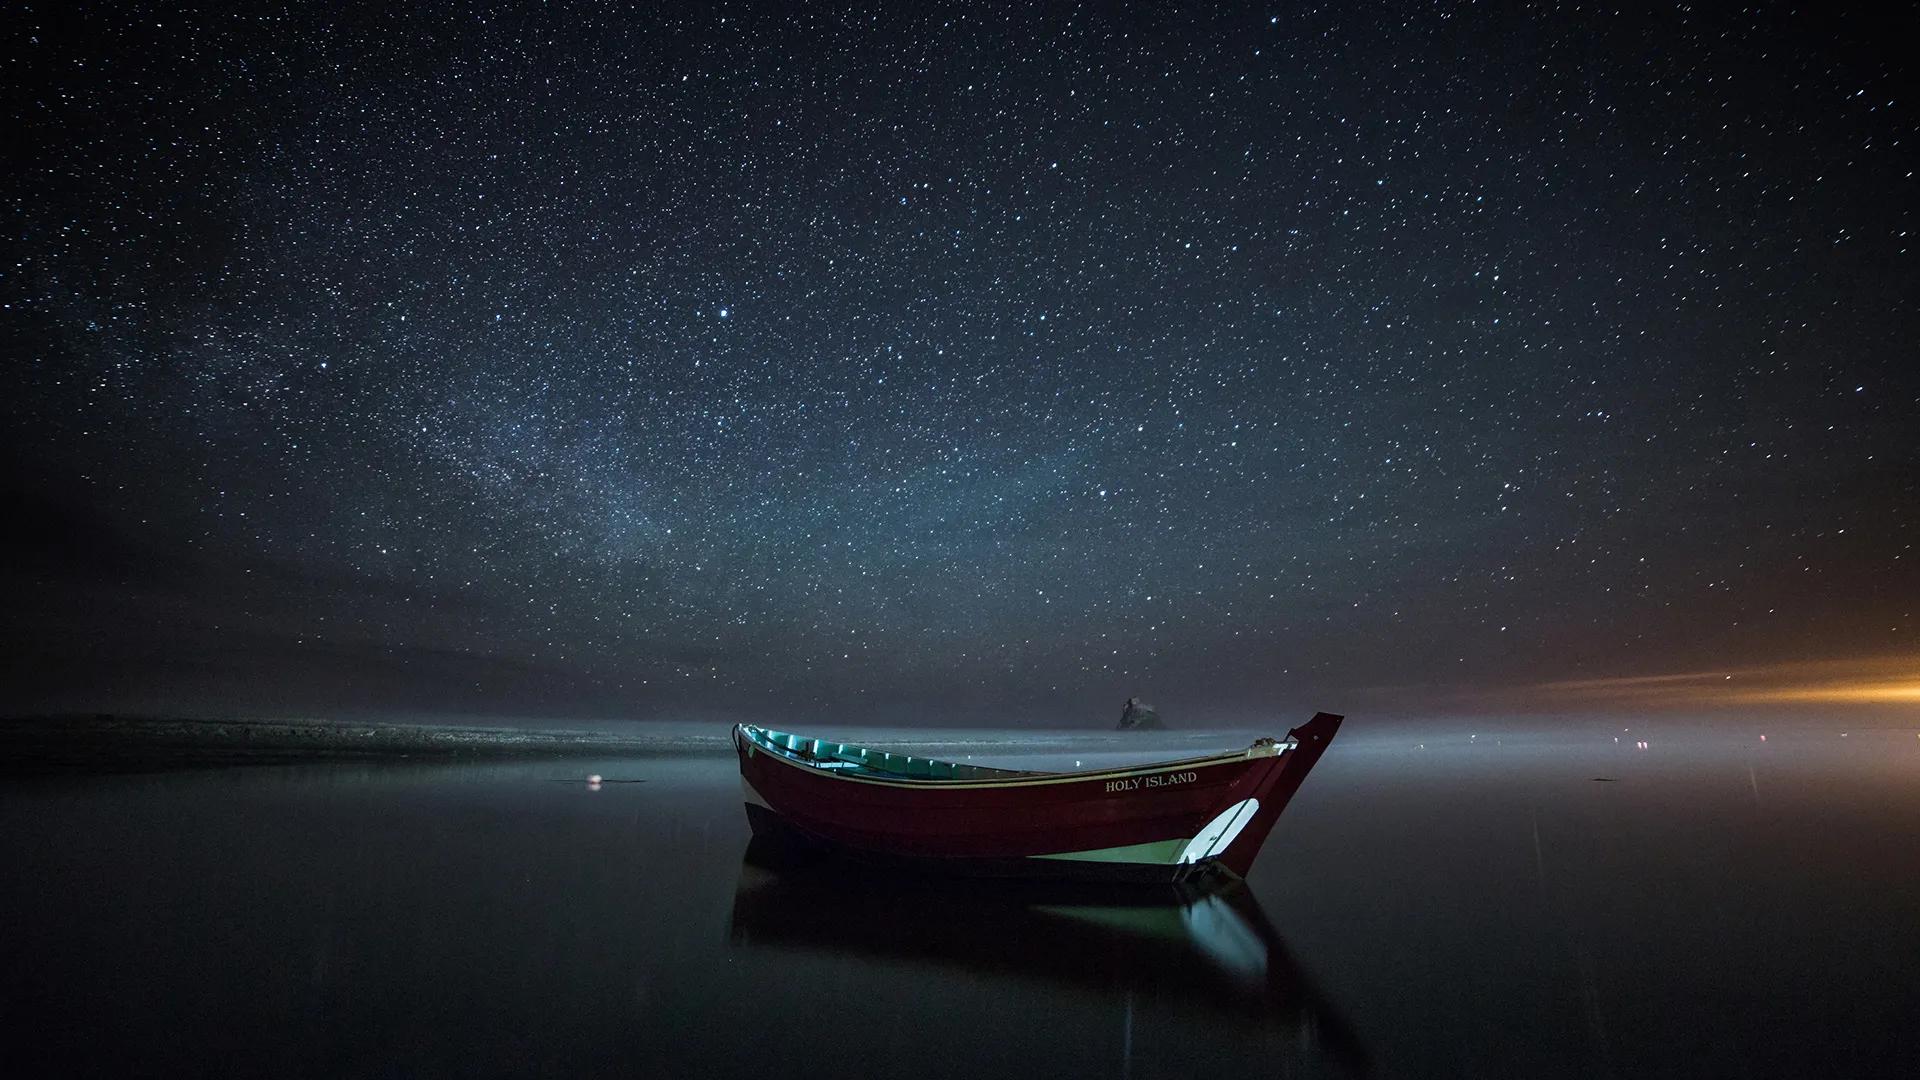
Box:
left=729, top=838, right=1368, bottom=1074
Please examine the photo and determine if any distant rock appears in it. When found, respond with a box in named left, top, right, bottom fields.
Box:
left=1117, top=697, right=1164, bottom=731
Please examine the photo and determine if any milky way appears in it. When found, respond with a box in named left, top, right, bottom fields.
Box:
left=4, top=3, right=1914, bottom=722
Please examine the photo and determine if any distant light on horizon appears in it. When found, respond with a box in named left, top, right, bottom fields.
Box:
left=1732, top=680, right=1920, bottom=705
left=1529, top=656, right=1920, bottom=709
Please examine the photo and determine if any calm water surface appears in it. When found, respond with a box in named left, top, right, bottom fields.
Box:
left=4, top=723, right=1917, bottom=1078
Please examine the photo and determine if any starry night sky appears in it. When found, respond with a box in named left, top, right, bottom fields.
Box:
left=3, top=2, right=1915, bottom=724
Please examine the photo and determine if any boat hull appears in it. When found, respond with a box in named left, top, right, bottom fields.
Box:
left=734, top=713, right=1341, bottom=882
left=742, top=802, right=1244, bottom=885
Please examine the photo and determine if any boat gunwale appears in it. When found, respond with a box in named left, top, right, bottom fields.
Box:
left=735, top=724, right=1290, bottom=791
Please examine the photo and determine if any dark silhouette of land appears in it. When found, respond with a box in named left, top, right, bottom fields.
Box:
left=0, top=713, right=722, bottom=775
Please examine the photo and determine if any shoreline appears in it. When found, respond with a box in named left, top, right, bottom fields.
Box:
left=0, top=714, right=1277, bottom=777
left=0, top=713, right=733, bottom=776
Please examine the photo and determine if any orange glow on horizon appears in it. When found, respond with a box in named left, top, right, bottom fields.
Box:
left=1728, top=680, right=1920, bottom=704
left=1532, top=657, right=1920, bottom=707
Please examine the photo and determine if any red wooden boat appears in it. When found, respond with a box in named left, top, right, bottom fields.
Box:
left=732, top=712, right=1342, bottom=883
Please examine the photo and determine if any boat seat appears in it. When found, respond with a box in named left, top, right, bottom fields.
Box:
left=742, top=725, right=1031, bottom=782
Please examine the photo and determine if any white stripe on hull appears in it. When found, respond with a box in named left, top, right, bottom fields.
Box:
left=1177, top=798, right=1260, bottom=864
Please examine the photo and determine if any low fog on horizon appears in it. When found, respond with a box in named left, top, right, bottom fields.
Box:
left=4, top=4, right=1916, bottom=728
